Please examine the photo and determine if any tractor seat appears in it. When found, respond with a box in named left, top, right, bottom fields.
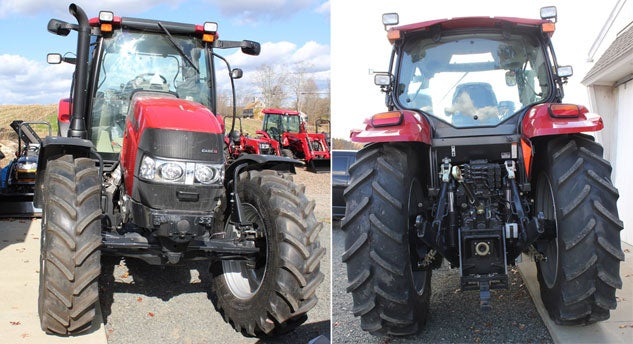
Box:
left=453, top=82, right=498, bottom=108
left=449, top=82, right=499, bottom=125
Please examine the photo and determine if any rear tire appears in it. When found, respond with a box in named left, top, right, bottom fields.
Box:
left=342, top=143, right=432, bottom=336
left=210, top=170, right=325, bottom=337
left=38, top=155, right=102, bottom=334
left=535, top=135, right=623, bottom=325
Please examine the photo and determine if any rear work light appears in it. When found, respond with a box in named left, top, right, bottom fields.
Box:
left=540, top=6, right=557, bottom=22
left=548, top=104, right=587, bottom=118
left=371, top=111, right=403, bottom=127
left=382, top=13, right=399, bottom=26
left=203, top=22, right=218, bottom=42
left=99, top=11, right=114, bottom=32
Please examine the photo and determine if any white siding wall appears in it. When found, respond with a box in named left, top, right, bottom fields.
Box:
left=613, top=80, right=633, bottom=244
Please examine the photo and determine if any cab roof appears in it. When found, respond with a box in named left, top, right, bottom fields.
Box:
left=390, top=16, right=552, bottom=37
left=262, top=108, right=301, bottom=116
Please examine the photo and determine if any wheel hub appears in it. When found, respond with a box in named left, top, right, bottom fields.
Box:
left=222, top=203, right=268, bottom=300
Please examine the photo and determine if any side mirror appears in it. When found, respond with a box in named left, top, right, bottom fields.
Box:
left=374, top=73, right=392, bottom=86
left=241, top=40, right=260, bottom=56
left=47, top=19, right=74, bottom=36
left=231, top=68, right=243, bottom=80
left=557, top=65, right=573, bottom=78
left=47, top=53, right=62, bottom=64
left=47, top=53, right=77, bottom=65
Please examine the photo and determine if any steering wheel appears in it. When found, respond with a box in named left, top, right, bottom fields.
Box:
left=268, top=127, right=281, bottom=141
left=123, top=73, right=169, bottom=95
left=133, top=73, right=167, bottom=84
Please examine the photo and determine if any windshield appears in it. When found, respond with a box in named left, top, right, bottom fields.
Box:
left=264, top=114, right=302, bottom=133
left=91, top=30, right=210, bottom=153
left=397, top=32, right=551, bottom=127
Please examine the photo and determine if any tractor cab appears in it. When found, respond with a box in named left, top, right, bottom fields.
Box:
left=262, top=108, right=303, bottom=142
left=48, top=13, right=233, bottom=158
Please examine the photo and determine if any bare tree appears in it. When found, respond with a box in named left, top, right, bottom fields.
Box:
left=288, top=62, right=315, bottom=112
left=301, top=77, right=330, bottom=127
left=215, top=92, right=233, bottom=118
left=254, top=64, right=287, bottom=108
left=299, top=78, right=319, bottom=120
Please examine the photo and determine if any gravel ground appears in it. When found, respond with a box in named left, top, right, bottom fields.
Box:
left=100, top=169, right=331, bottom=344
left=331, top=223, right=553, bottom=344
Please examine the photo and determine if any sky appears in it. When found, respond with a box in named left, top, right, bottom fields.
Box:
left=330, top=0, right=625, bottom=139
left=0, top=0, right=330, bottom=105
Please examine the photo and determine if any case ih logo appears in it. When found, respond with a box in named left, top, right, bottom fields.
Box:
left=201, top=148, right=218, bottom=154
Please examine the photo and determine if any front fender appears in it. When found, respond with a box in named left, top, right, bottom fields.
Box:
left=34, top=136, right=94, bottom=207
left=522, top=103, right=603, bottom=138
left=350, top=110, right=432, bottom=145
left=224, top=154, right=303, bottom=188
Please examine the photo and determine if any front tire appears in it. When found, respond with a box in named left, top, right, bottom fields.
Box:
left=210, top=170, right=325, bottom=337
left=342, top=143, right=432, bottom=336
left=281, top=149, right=294, bottom=158
left=38, top=155, right=102, bottom=334
left=535, top=135, right=624, bottom=325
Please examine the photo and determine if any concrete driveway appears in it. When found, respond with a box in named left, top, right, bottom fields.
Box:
left=0, top=218, right=106, bottom=343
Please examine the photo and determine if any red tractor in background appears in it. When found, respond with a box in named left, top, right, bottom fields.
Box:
left=224, top=116, right=281, bottom=161
left=261, top=108, right=331, bottom=173
left=342, top=7, right=623, bottom=336
left=36, top=4, right=324, bottom=337
left=315, top=118, right=331, bottom=148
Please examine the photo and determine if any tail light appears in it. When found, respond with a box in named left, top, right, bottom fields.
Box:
left=202, top=22, right=218, bottom=42
left=371, top=111, right=403, bottom=127
left=548, top=104, right=587, bottom=118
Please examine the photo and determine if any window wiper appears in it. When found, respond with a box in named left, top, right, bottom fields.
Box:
left=157, top=22, right=199, bottom=74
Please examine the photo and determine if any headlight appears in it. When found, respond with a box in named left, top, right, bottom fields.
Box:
left=194, top=164, right=217, bottom=184
left=259, top=142, right=270, bottom=149
left=16, top=162, right=38, bottom=171
left=139, top=156, right=156, bottom=180
left=139, top=154, right=223, bottom=185
left=160, top=163, right=184, bottom=181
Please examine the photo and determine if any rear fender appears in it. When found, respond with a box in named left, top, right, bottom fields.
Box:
left=33, top=136, right=95, bottom=207
left=522, top=103, right=603, bottom=138
left=350, top=110, right=432, bottom=145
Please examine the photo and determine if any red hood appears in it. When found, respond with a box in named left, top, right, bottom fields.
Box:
left=133, top=97, right=222, bottom=134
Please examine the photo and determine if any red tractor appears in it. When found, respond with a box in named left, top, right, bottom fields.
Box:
left=36, top=4, right=324, bottom=337
left=342, top=7, right=623, bottom=336
left=261, top=108, right=331, bottom=173
left=224, top=117, right=281, bottom=161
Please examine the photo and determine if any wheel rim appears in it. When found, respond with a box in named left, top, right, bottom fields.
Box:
left=222, top=203, right=267, bottom=300
left=408, top=179, right=427, bottom=295
left=536, top=174, right=559, bottom=288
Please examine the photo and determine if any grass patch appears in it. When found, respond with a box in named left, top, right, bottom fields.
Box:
left=0, top=104, right=57, bottom=140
